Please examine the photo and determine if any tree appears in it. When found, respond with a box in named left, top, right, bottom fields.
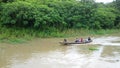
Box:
left=0, top=0, right=15, bottom=2
left=114, top=0, right=120, bottom=28
left=81, top=0, right=95, bottom=4
left=116, top=0, right=120, bottom=10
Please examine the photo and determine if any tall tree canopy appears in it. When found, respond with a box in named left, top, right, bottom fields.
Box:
left=0, top=0, right=119, bottom=31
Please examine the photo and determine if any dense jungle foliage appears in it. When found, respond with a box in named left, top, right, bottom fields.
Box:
left=0, top=0, right=120, bottom=40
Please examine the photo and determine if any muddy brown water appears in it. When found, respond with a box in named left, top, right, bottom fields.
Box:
left=0, top=36, right=120, bottom=68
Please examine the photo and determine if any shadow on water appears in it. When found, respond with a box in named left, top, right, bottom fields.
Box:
left=0, top=36, right=120, bottom=68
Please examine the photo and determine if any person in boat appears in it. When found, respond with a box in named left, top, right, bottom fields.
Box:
left=80, top=38, right=83, bottom=42
left=88, top=37, right=92, bottom=42
left=84, top=37, right=92, bottom=43
left=63, top=39, right=67, bottom=43
left=75, top=38, right=80, bottom=43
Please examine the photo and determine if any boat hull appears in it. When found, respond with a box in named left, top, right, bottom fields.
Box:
left=59, top=41, right=92, bottom=45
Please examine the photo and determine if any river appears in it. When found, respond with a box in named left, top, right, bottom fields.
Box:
left=0, top=36, right=120, bottom=68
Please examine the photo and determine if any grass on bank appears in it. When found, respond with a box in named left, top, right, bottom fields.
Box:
left=0, top=27, right=120, bottom=44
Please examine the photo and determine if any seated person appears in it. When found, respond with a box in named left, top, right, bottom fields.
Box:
left=84, top=37, right=92, bottom=43
left=80, top=38, right=83, bottom=42
left=75, top=38, right=80, bottom=43
left=63, top=39, right=67, bottom=43
left=88, top=37, right=92, bottom=42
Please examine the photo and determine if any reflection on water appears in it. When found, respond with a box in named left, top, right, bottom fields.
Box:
left=0, top=37, right=120, bottom=68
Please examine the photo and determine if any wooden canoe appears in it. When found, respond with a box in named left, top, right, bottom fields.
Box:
left=59, top=40, right=92, bottom=45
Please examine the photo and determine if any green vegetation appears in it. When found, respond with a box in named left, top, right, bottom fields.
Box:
left=89, top=47, right=98, bottom=51
left=0, top=0, right=120, bottom=43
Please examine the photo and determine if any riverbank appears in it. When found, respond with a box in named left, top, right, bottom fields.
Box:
left=0, top=27, right=120, bottom=44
